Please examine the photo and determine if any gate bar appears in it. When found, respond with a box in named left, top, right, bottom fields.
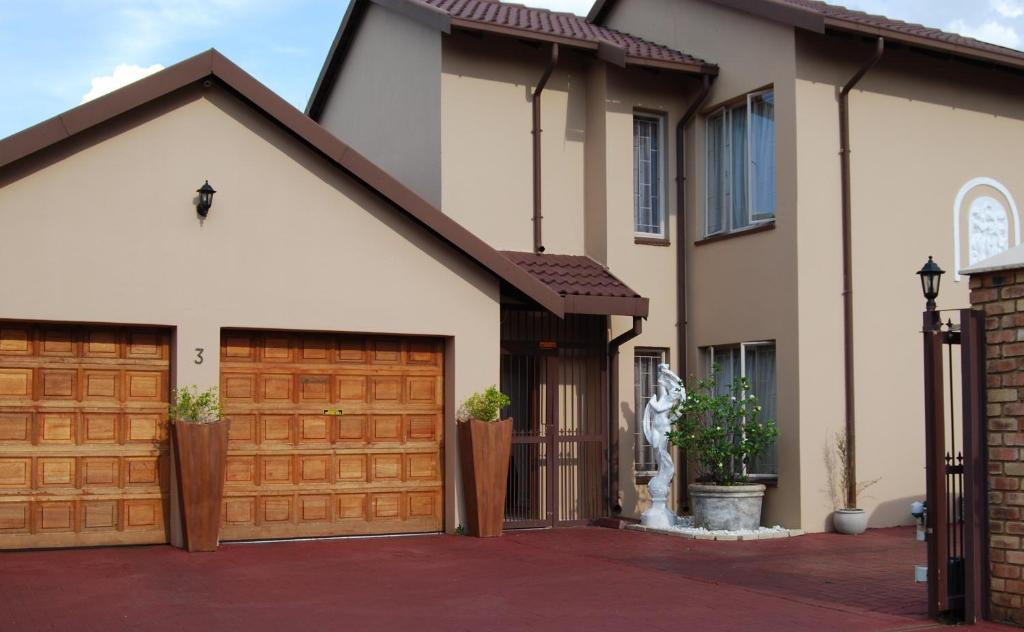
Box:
left=960, top=308, right=990, bottom=623
left=924, top=309, right=950, bottom=616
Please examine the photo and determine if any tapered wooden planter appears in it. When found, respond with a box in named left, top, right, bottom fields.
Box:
left=459, top=418, right=512, bottom=537
left=172, top=419, right=230, bottom=552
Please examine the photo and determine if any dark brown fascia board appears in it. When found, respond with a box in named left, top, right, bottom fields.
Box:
left=589, top=0, right=1024, bottom=76
left=587, top=0, right=614, bottom=23
left=0, top=48, right=567, bottom=318
left=823, top=18, right=1024, bottom=74
left=449, top=17, right=714, bottom=75
left=306, top=0, right=452, bottom=120
left=563, top=295, right=650, bottom=318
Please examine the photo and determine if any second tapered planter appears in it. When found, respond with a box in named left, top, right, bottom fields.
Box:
left=459, top=418, right=513, bottom=537
left=173, top=419, right=230, bottom=552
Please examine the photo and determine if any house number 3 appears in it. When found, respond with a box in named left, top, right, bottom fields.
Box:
left=194, top=348, right=204, bottom=365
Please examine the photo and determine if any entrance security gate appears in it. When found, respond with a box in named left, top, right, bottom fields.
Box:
left=500, top=309, right=607, bottom=528
left=922, top=308, right=988, bottom=623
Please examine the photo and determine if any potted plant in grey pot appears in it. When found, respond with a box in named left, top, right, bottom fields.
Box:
left=458, top=386, right=512, bottom=538
left=668, top=371, right=779, bottom=531
left=830, top=431, right=880, bottom=535
left=169, top=385, right=230, bottom=552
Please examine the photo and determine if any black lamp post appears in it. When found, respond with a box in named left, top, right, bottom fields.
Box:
left=917, top=256, right=944, bottom=312
left=196, top=181, right=216, bottom=218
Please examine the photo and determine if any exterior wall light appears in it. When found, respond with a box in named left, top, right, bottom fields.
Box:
left=917, top=256, right=944, bottom=312
left=196, top=181, right=216, bottom=217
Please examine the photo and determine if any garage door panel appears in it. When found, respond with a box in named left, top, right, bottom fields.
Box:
left=220, top=330, right=443, bottom=540
left=0, top=412, right=31, bottom=443
left=0, top=323, right=170, bottom=549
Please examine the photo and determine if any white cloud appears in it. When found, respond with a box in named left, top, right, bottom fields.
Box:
left=81, top=63, right=165, bottom=103
left=993, top=0, right=1024, bottom=19
left=947, top=18, right=1021, bottom=49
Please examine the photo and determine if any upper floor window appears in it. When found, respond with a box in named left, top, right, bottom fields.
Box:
left=634, top=112, right=666, bottom=238
left=706, top=89, right=775, bottom=236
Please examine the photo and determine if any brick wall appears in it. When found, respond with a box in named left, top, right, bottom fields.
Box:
left=970, top=269, right=1024, bottom=623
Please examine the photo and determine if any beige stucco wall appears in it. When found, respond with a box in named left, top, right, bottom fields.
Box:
left=795, top=33, right=1024, bottom=530
left=441, top=32, right=588, bottom=255
left=0, top=87, right=502, bottom=533
left=605, top=0, right=803, bottom=528
left=317, top=3, right=443, bottom=207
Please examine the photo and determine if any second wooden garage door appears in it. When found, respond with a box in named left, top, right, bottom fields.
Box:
left=219, top=330, right=444, bottom=540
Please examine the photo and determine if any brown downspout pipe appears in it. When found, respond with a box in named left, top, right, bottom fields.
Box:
left=609, top=315, right=643, bottom=515
left=675, top=73, right=714, bottom=511
left=532, top=43, right=559, bottom=254
left=839, top=37, right=884, bottom=509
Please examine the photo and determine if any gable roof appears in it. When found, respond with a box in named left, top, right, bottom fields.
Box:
left=307, top=0, right=715, bottom=120
left=0, top=49, right=648, bottom=318
left=502, top=251, right=649, bottom=316
left=588, top=0, right=1024, bottom=74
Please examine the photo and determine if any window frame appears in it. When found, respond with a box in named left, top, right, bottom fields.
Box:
left=633, top=347, right=668, bottom=477
left=633, top=111, right=668, bottom=240
left=703, top=340, right=778, bottom=480
left=704, top=88, right=775, bottom=238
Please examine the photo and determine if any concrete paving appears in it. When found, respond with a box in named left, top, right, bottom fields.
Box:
left=0, top=525, right=1015, bottom=631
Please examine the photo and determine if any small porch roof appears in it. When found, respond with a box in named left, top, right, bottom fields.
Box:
left=501, top=251, right=649, bottom=318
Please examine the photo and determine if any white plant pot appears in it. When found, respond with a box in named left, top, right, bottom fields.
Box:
left=833, top=508, right=869, bottom=535
left=690, top=483, right=766, bottom=531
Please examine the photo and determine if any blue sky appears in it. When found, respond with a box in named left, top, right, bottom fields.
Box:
left=1, top=0, right=1021, bottom=140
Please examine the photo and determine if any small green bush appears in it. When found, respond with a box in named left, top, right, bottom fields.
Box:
left=168, top=385, right=224, bottom=424
left=667, top=369, right=778, bottom=486
left=458, top=386, right=511, bottom=422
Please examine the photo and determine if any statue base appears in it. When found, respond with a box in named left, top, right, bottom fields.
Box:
left=641, top=500, right=677, bottom=529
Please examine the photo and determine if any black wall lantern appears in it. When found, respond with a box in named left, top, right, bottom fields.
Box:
left=917, top=256, right=944, bottom=312
left=196, top=180, right=216, bottom=218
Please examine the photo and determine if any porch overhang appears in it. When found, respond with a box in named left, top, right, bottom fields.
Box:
left=501, top=251, right=650, bottom=318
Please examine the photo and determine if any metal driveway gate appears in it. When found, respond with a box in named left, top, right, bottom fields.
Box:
left=922, top=307, right=988, bottom=623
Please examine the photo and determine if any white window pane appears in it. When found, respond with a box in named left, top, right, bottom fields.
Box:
left=634, top=116, right=663, bottom=235
left=730, top=103, right=749, bottom=231
left=744, top=343, right=777, bottom=475
left=706, top=113, right=725, bottom=235
left=750, top=91, right=776, bottom=220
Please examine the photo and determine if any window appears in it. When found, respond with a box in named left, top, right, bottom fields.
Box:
left=634, top=113, right=665, bottom=238
left=702, top=342, right=778, bottom=478
left=706, top=89, right=775, bottom=236
left=633, top=348, right=667, bottom=475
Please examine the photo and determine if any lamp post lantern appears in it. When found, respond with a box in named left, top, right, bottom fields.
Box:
left=917, top=256, right=944, bottom=312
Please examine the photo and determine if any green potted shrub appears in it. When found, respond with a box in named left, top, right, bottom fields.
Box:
left=169, top=385, right=230, bottom=552
left=830, top=431, right=880, bottom=535
left=668, top=371, right=779, bottom=531
left=457, top=386, right=512, bottom=538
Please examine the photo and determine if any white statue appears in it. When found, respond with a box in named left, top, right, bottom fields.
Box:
left=641, top=363, right=685, bottom=529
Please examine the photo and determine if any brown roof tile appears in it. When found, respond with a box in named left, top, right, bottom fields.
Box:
left=419, top=0, right=712, bottom=69
left=501, top=251, right=641, bottom=299
left=781, top=0, right=1024, bottom=62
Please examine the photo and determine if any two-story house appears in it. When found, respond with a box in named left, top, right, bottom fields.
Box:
left=3, top=0, right=1024, bottom=549
left=307, top=0, right=1024, bottom=531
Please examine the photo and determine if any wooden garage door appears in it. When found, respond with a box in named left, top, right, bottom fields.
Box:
left=0, top=323, right=170, bottom=549
left=219, top=330, right=444, bottom=540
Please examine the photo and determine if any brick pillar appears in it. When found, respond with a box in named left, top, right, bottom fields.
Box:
left=970, top=268, right=1024, bottom=624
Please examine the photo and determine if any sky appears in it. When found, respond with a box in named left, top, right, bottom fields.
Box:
left=1, top=0, right=1022, bottom=140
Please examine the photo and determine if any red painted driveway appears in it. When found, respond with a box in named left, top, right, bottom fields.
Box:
left=0, top=526, right=1014, bottom=631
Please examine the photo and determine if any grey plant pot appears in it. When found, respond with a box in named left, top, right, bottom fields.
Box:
left=690, top=483, right=766, bottom=531
left=832, top=508, right=869, bottom=535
